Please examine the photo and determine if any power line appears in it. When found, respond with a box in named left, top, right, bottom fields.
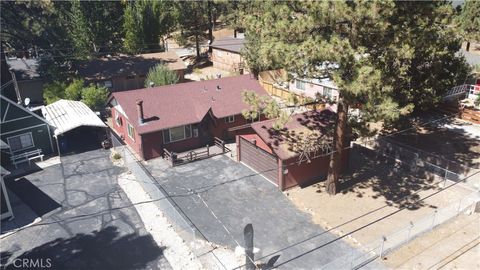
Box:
left=234, top=170, right=480, bottom=269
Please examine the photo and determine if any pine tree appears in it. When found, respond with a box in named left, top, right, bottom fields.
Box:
left=123, top=2, right=144, bottom=54
left=242, top=1, right=469, bottom=194
left=457, top=0, right=480, bottom=51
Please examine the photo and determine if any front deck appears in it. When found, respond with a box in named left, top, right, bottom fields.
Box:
left=163, top=137, right=230, bottom=166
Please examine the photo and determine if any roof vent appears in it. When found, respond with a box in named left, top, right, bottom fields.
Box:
left=216, top=85, right=221, bottom=91
left=211, top=96, right=215, bottom=102
left=203, top=86, right=207, bottom=92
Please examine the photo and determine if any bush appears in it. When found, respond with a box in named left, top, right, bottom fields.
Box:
left=65, top=79, right=85, bottom=100
left=144, top=64, right=179, bottom=87
left=81, top=85, right=109, bottom=110
left=112, top=152, right=122, bottom=160
left=43, top=81, right=67, bottom=104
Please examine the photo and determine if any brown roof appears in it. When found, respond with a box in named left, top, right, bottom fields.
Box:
left=77, top=51, right=186, bottom=81
left=111, top=75, right=268, bottom=135
left=251, top=109, right=336, bottom=160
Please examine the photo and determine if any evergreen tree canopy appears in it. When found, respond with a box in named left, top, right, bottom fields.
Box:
left=145, top=64, right=179, bottom=87
left=241, top=0, right=469, bottom=194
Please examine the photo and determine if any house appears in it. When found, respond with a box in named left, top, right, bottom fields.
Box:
left=5, top=57, right=44, bottom=105
left=0, top=95, right=55, bottom=165
left=288, top=77, right=340, bottom=102
left=109, top=75, right=268, bottom=160
left=77, top=51, right=187, bottom=92
left=259, top=69, right=341, bottom=102
left=210, top=36, right=246, bottom=73
left=236, top=109, right=349, bottom=190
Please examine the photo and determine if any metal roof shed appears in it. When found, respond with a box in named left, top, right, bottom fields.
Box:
left=42, top=100, right=107, bottom=155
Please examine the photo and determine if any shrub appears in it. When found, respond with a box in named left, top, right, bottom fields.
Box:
left=81, top=85, right=109, bottom=110
left=112, top=152, right=122, bottom=160
left=65, top=79, right=85, bottom=100
left=144, top=64, right=179, bottom=87
left=43, top=81, right=67, bottom=104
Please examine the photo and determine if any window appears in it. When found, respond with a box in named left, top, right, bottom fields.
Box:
left=127, top=123, right=135, bottom=141
left=163, top=125, right=193, bottom=144
left=295, top=79, right=306, bottom=90
left=225, top=115, right=235, bottom=123
left=97, top=80, right=112, bottom=88
left=323, top=87, right=333, bottom=99
left=114, top=111, right=122, bottom=126
left=7, top=133, right=34, bottom=152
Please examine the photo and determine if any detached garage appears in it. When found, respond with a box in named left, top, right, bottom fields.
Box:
left=42, top=100, right=107, bottom=155
left=236, top=110, right=349, bottom=190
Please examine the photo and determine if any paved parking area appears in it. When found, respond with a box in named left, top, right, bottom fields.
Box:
left=1, top=149, right=170, bottom=270
left=145, top=155, right=377, bottom=269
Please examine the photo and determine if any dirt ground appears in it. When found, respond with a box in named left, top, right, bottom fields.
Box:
left=383, top=212, right=479, bottom=270
left=463, top=41, right=480, bottom=56
left=286, top=147, right=475, bottom=253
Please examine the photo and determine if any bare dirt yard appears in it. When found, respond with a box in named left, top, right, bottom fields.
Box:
left=286, top=147, right=476, bottom=258
left=383, top=212, right=479, bottom=270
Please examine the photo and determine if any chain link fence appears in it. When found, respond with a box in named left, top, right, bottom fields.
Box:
left=357, top=138, right=480, bottom=189
left=321, top=191, right=479, bottom=270
left=110, top=132, right=227, bottom=269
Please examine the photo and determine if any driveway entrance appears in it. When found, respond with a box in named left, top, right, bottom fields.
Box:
left=145, top=155, right=376, bottom=269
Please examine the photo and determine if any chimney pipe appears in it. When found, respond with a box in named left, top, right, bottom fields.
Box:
left=136, top=100, right=144, bottom=124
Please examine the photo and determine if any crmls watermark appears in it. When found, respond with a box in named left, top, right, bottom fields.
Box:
left=12, top=258, right=52, bottom=268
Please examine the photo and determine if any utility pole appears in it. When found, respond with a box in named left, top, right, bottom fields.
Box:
left=244, top=224, right=255, bottom=270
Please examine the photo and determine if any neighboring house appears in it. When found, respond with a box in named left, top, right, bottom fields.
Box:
left=289, top=77, right=340, bottom=102
left=77, top=52, right=187, bottom=92
left=236, top=109, right=349, bottom=190
left=5, top=57, right=44, bottom=105
left=0, top=95, right=54, bottom=161
left=259, top=69, right=341, bottom=103
left=109, top=75, right=268, bottom=160
left=210, top=36, right=246, bottom=73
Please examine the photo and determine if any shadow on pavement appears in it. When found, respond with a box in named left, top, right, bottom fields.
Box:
left=1, top=226, right=165, bottom=270
left=4, top=177, right=61, bottom=217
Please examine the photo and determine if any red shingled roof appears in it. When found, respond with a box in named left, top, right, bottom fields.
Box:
left=250, top=109, right=336, bottom=160
left=111, top=75, right=267, bottom=134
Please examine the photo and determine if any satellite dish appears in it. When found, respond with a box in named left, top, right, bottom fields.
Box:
left=24, top=97, right=31, bottom=106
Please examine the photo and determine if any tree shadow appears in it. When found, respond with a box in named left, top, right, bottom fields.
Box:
left=1, top=226, right=165, bottom=270
left=255, top=110, right=336, bottom=159
left=335, top=146, right=440, bottom=210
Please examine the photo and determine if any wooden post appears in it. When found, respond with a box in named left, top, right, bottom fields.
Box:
left=207, top=144, right=210, bottom=156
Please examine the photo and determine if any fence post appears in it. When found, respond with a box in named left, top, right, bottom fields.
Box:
left=431, top=210, right=438, bottom=229
left=407, top=221, right=414, bottom=242
left=457, top=198, right=463, bottom=214
left=380, top=236, right=387, bottom=259
left=222, top=141, right=225, bottom=153
left=207, top=144, right=209, bottom=156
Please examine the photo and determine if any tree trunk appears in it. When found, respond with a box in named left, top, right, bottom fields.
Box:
left=466, top=41, right=470, bottom=52
left=207, top=1, right=213, bottom=53
left=195, top=34, right=200, bottom=58
left=325, top=97, right=348, bottom=195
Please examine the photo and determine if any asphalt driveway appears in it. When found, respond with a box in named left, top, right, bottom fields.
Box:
left=145, top=155, right=375, bottom=269
left=1, top=149, right=170, bottom=270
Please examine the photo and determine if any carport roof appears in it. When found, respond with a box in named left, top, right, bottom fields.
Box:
left=251, top=109, right=336, bottom=160
left=42, top=99, right=106, bottom=136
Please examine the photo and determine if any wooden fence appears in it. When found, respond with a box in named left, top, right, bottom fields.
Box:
left=258, top=77, right=326, bottom=111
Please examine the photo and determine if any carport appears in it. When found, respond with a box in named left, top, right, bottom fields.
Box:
left=42, top=100, right=107, bottom=155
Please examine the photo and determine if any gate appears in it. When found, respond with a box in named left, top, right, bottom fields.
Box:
left=239, top=136, right=278, bottom=185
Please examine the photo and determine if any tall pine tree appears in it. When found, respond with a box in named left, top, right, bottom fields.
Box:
left=242, top=0, right=469, bottom=194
